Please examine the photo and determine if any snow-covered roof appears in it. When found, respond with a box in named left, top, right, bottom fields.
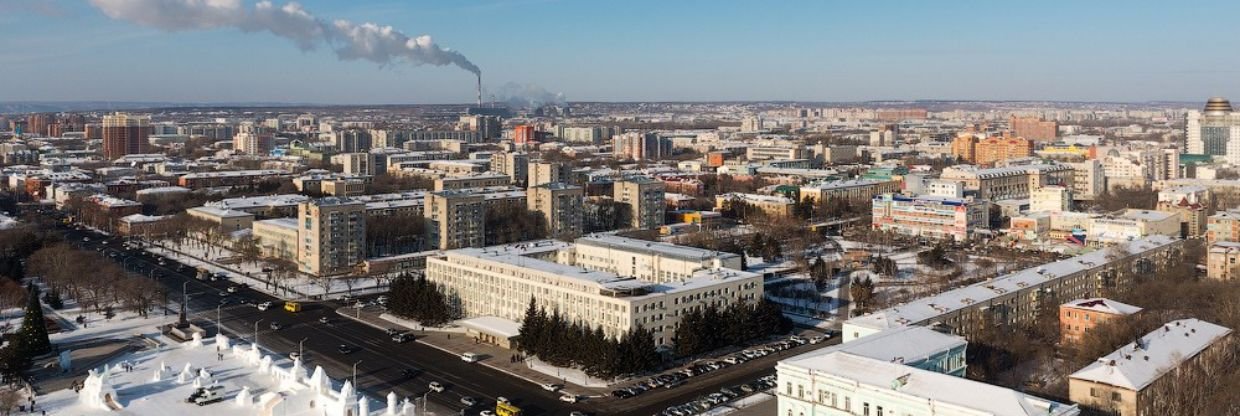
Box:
left=457, top=316, right=522, bottom=338
left=1060, top=298, right=1142, bottom=316
left=205, top=194, right=310, bottom=211
left=135, top=186, right=191, bottom=196
left=576, top=234, right=739, bottom=263
left=845, top=235, right=1178, bottom=332
left=783, top=352, right=1079, bottom=416
left=1070, top=319, right=1232, bottom=390
left=785, top=326, right=965, bottom=366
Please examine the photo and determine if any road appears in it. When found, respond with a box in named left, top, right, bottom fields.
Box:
left=50, top=218, right=819, bottom=416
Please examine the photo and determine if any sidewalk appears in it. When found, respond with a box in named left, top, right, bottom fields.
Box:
left=337, top=305, right=612, bottom=398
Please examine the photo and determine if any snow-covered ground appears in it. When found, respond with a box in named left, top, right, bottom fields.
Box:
left=145, top=240, right=387, bottom=300
left=524, top=357, right=613, bottom=388
left=41, top=332, right=407, bottom=416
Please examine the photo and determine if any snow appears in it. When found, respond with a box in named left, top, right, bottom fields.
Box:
left=1069, top=319, right=1232, bottom=390
left=524, top=357, right=614, bottom=388
left=42, top=333, right=402, bottom=416
left=1060, top=298, right=1143, bottom=316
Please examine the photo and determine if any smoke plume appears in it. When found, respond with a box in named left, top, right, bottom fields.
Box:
left=493, top=82, right=566, bottom=108
left=88, top=0, right=479, bottom=74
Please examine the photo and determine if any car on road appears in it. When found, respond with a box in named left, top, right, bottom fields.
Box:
left=158, top=260, right=167, bottom=266
left=399, top=368, right=418, bottom=378
left=218, top=291, right=229, bottom=297
left=427, top=381, right=444, bottom=392
left=269, top=321, right=283, bottom=330
left=559, top=394, right=578, bottom=403
left=459, top=396, right=476, bottom=407
left=480, top=411, right=496, bottom=416
left=82, top=237, right=90, bottom=242
left=318, top=316, right=331, bottom=324
left=227, top=285, right=240, bottom=293
left=257, top=301, right=272, bottom=311
left=496, top=396, right=510, bottom=405
left=336, top=344, right=354, bottom=354
left=460, top=352, right=480, bottom=363
left=809, top=335, right=825, bottom=344
left=384, top=328, right=401, bottom=336
left=540, top=383, right=562, bottom=392
left=391, top=333, right=412, bottom=343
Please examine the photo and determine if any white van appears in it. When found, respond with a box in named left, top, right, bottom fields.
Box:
left=460, top=352, right=481, bottom=363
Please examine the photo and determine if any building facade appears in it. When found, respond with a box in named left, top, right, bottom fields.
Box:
left=614, top=177, right=666, bottom=230
left=1059, top=298, right=1142, bottom=344
left=297, top=198, right=366, bottom=276
left=527, top=183, right=584, bottom=239
left=101, top=113, right=150, bottom=160
left=871, top=193, right=990, bottom=241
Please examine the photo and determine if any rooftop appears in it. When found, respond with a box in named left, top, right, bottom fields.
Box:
left=845, top=235, right=1178, bottom=332
left=800, top=178, right=890, bottom=190
left=180, top=169, right=284, bottom=179
left=576, top=234, right=739, bottom=264
left=785, top=326, right=966, bottom=366
left=1060, top=298, right=1143, bottom=316
left=205, top=194, right=311, bottom=211
left=782, top=352, right=1078, bottom=416
left=1070, top=319, right=1232, bottom=390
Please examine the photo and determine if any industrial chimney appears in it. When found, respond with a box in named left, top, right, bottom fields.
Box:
left=476, top=72, right=483, bottom=107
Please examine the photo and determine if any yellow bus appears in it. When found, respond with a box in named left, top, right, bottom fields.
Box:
left=284, top=302, right=302, bottom=313
left=496, top=402, right=521, bottom=416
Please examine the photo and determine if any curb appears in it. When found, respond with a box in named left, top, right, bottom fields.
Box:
left=332, top=307, right=592, bottom=396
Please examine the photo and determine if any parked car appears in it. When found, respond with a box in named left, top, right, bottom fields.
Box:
left=809, top=335, right=825, bottom=344
left=391, top=333, right=412, bottom=343
left=427, top=381, right=444, bottom=392
left=336, top=344, right=354, bottom=354
left=227, top=285, right=239, bottom=293
left=559, top=394, right=578, bottom=403
left=541, top=383, right=562, bottom=392
left=257, top=301, right=273, bottom=311
left=269, top=321, right=283, bottom=330
left=459, top=396, right=476, bottom=407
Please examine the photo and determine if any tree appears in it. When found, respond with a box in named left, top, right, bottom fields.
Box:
left=387, top=273, right=454, bottom=327
left=760, top=235, right=783, bottom=263
left=16, top=284, right=51, bottom=357
left=849, top=277, right=877, bottom=314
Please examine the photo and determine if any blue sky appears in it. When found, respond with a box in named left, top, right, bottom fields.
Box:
left=1, top=0, right=1238, bottom=104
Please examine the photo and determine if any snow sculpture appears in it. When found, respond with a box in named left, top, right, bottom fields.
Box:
left=235, top=385, right=252, bottom=407
left=386, top=392, right=398, bottom=416
left=80, top=367, right=122, bottom=410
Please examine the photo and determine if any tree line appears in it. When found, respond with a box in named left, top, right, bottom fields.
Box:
left=386, top=273, right=455, bottom=327
left=672, top=300, right=792, bottom=358
left=516, top=298, right=661, bottom=380
left=26, top=243, right=163, bottom=319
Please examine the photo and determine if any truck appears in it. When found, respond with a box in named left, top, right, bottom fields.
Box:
left=194, top=388, right=224, bottom=406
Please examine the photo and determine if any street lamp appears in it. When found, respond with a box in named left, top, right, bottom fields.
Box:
left=352, top=360, right=363, bottom=387
left=254, top=319, right=263, bottom=346
left=216, top=304, right=223, bottom=329
left=179, top=281, right=189, bottom=326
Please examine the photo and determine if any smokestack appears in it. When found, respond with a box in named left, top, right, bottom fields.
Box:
left=476, top=72, right=483, bottom=107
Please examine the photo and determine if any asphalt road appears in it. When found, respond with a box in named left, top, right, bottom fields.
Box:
left=49, top=219, right=817, bottom=416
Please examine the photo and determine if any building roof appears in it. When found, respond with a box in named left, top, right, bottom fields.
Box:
left=135, top=186, right=191, bottom=196
left=457, top=316, right=522, bottom=339
left=1120, top=209, right=1175, bottom=222
left=179, top=169, right=284, bottom=179
left=800, top=179, right=890, bottom=191
left=187, top=206, right=254, bottom=219
left=254, top=217, right=298, bottom=230
left=1070, top=319, right=1232, bottom=390
left=783, top=352, right=1078, bottom=416
left=205, top=194, right=310, bottom=211
left=1060, top=298, right=1143, bottom=316
left=577, top=234, right=739, bottom=264
left=845, top=235, right=1178, bottom=332
left=785, top=326, right=965, bottom=366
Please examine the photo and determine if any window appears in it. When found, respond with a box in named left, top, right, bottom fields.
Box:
left=786, top=383, right=792, bottom=396
left=1090, top=387, right=1099, bottom=397
left=877, top=406, right=883, bottom=416
left=1111, top=392, right=1121, bottom=401
left=863, top=403, right=870, bottom=416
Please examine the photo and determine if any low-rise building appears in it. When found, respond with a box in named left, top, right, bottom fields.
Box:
left=799, top=179, right=900, bottom=205
left=1206, top=241, right=1240, bottom=280
left=941, top=163, right=1074, bottom=201
left=252, top=218, right=299, bottom=261
left=1088, top=210, right=1180, bottom=247
left=1206, top=209, right=1240, bottom=244
left=176, top=169, right=285, bottom=189
left=1069, top=319, right=1234, bottom=416
left=1059, top=298, right=1143, bottom=344
left=1155, top=186, right=1212, bottom=238
left=713, top=193, right=795, bottom=218
left=424, top=237, right=761, bottom=348
left=187, top=206, right=254, bottom=233
left=870, top=193, right=990, bottom=241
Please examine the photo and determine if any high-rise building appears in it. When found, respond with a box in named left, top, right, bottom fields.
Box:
left=612, top=132, right=672, bottom=161
left=25, top=113, right=53, bottom=137
left=424, top=188, right=526, bottom=249
left=614, top=177, right=665, bottom=230
left=952, top=133, right=1033, bottom=165
left=490, top=152, right=529, bottom=186
left=460, top=115, right=502, bottom=140
left=1009, top=115, right=1058, bottom=141
left=233, top=132, right=274, bottom=155
left=1185, top=97, right=1240, bottom=164
left=102, top=113, right=151, bottom=160
left=528, top=183, right=584, bottom=239
left=334, top=129, right=372, bottom=153
left=297, top=198, right=366, bottom=276
left=741, top=115, right=763, bottom=132
left=513, top=125, right=536, bottom=145
left=527, top=161, right=567, bottom=188
left=330, top=153, right=375, bottom=176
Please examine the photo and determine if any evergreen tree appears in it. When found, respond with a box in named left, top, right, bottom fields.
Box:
left=17, top=284, right=51, bottom=356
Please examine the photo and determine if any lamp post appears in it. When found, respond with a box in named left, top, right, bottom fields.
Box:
left=352, top=360, right=362, bottom=387
left=179, top=281, right=188, bottom=326
left=216, top=304, right=222, bottom=329
left=254, top=319, right=263, bottom=346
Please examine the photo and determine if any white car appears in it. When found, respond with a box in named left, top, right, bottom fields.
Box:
left=559, top=394, right=577, bottom=403
left=460, top=352, right=480, bottom=363
left=257, top=302, right=272, bottom=311
left=809, top=335, right=825, bottom=344
left=540, top=383, right=562, bottom=392
left=427, top=381, right=444, bottom=393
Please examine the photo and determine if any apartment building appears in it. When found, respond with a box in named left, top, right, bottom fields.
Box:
left=489, top=152, right=529, bottom=185
left=186, top=206, right=254, bottom=233
left=614, top=177, right=666, bottom=230
left=1155, top=186, right=1211, bottom=238
left=433, top=172, right=510, bottom=191
left=1206, top=209, right=1240, bottom=244
left=870, top=193, right=990, bottom=241
left=424, top=237, right=762, bottom=347
left=1031, top=185, right=1073, bottom=213
left=941, top=164, right=1074, bottom=201
left=424, top=188, right=526, bottom=249
left=713, top=193, right=795, bottom=218
left=1088, top=210, right=1180, bottom=246
left=528, top=161, right=569, bottom=188
left=330, top=152, right=376, bottom=176
left=1067, top=159, right=1105, bottom=201
left=798, top=179, right=900, bottom=205
left=1009, top=116, right=1059, bottom=141
left=843, top=236, right=1182, bottom=341
left=176, top=169, right=286, bottom=189
left=527, top=183, right=584, bottom=239
left=951, top=133, right=1034, bottom=165
left=297, top=198, right=366, bottom=276
left=1069, top=319, right=1234, bottom=416
left=1059, top=298, right=1142, bottom=344
left=252, top=218, right=299, bottom=261
left=1102, top=148, right=1180, bottom=190
left=1206, top=241, right=1240, bottom=280
left=746, top=146, right=807, bottom=161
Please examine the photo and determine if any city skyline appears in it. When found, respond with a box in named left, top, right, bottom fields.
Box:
left=4, top=1, right=1240, bottom=104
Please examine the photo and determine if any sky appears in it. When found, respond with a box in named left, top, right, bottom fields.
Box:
left=2, top=0, right=1240, bottom=104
